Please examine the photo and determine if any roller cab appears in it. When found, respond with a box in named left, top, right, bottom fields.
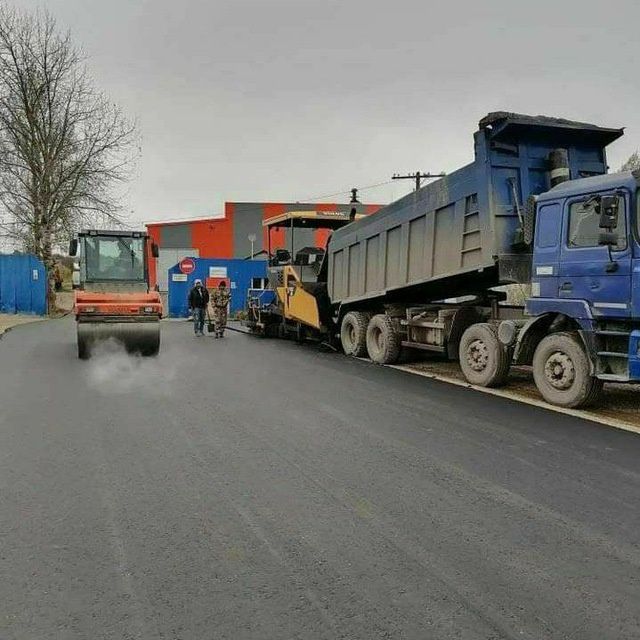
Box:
left=70, top=230, right=162, bottom=358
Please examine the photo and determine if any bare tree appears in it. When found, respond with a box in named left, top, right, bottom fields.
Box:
left=619, top=151, right=640, bottom=172
left=0, top=6, right=138, bottom=308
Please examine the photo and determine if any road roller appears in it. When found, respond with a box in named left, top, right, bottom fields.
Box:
left=69, top=229, right=162, bottom=359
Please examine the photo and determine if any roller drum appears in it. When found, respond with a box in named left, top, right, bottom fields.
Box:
left=77, top=321, right=160, bottom=359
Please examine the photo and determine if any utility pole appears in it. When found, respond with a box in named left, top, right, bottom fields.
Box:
left=392, top=171, right=445, bottom=191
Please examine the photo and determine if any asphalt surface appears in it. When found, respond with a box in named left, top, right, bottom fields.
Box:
left=0, top=318, right=639, bottom=640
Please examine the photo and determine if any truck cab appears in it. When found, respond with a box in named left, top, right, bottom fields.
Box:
left=528, top=171, right=640, bottom=382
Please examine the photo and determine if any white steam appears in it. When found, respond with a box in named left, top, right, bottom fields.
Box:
left=85, top=339, right=178, bottom=395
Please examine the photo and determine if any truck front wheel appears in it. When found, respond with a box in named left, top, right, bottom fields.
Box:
left=341, top=311, right=371, bottom=357
left=459, top=323, right=510, bottom=387
left=532, top=332, right=602, bottom=408
left=366, top=314, right=401, bottom=364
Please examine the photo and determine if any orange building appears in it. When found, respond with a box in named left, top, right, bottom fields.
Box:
left=146, top=201, right=382, bottom=290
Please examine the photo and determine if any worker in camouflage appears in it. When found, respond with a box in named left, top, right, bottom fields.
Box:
left=211, top=280, right=231, bottom=338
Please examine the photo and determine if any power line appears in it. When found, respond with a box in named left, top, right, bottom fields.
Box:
left=299, top=179, right=395, bottom=203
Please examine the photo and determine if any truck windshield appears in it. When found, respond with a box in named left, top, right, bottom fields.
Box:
left=84, top=236, right=145, bottom=281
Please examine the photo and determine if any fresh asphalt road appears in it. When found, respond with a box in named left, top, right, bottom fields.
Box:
left=0, top=318, right=639, bottom=640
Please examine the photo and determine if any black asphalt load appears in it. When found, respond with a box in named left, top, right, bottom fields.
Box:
left=0, top=318, right=638, bottom=640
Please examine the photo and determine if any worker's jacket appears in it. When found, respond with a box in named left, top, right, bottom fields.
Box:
left=188, top=286, right=210, bottom=309
left=211, top=289, right=231, bottom=309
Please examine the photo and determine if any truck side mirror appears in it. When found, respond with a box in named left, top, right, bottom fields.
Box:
left=69, top=239, right=78, bottom=256
left=151, top=242, right=160, bottom=258
left=598, top=195, right=620, bottom=230
left=598, top=230, right=618, bottom=247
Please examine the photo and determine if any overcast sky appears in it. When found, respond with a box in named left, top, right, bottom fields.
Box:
left=13, top=0, right=640, bottom=224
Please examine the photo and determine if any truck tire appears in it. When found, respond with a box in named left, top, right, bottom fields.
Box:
left=366, top=314, right=401, bottom=364
left=532, top=332, right=603, bottom=408
left=459, top=323, right=510, bottom=387
left=340, top=311, right=370, bottom=357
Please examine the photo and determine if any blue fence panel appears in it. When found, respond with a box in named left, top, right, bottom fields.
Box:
left=167, top=258, right=267, bottom=317
left=0, top=254, right=47, bottom=315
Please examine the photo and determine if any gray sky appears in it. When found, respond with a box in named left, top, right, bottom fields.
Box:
left=14, top=0, right=640, bottom=224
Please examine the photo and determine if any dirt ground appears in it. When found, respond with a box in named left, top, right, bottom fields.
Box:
left=403, top=356, right=640, bottom=430
left=0, top=288, right=72, bottom=336
left=54, top=290, right=74, bottom=312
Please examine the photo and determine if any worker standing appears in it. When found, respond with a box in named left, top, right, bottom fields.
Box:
left=211, top=281, right=231, bottom=338
left=188, top=279, right=209, bottom=336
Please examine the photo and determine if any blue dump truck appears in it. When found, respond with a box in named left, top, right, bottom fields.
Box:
left=326, top=111, right=640, bottom=408
left=251, top=112, right=640, bottom=408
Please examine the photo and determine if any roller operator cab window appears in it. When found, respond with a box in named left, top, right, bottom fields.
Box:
left=84, top=236, right=145, bottom=281
left=568, top=198, right=626, bottom=250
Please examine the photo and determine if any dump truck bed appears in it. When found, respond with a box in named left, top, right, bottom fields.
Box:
left=327, top=112, right=622, bottom=308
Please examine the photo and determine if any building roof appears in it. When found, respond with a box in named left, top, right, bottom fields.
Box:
left=145, top=215, right=225, bottom=227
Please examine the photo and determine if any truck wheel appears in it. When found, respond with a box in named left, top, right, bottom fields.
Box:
left=459, top=323, right=510, bottom=387
left=340, top=311, right=370, bottom=357
left=366, top=314, right=401, bottom=364
left=532, top=332, right=603, bottom=408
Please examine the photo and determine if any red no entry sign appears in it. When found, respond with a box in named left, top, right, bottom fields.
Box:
left=179, top=257, right=196, bottom=274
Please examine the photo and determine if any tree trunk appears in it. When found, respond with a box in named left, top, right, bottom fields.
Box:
left=41, top=225, right=56, bottom=314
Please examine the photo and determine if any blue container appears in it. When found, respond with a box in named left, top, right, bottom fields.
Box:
left=0, top=254, right=47, bottom=315
left=167, top=258, right=267, bottom=317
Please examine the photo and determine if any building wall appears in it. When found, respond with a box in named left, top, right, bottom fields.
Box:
left=147, top=217, right=232, bottom=290
left=229, top=201, right=383, bottom=257
left=147, top=201, right=382, bottom=289
left=167, top=258, right=267, bottom=317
